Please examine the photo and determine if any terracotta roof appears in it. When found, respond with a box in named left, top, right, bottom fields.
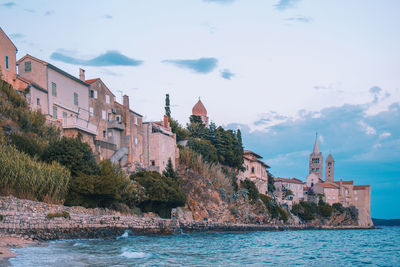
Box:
left=16, top=75, right=47, bottom=93
left=192, top=99, right=207, bottom=116
left=326, top=153, right=334, bottom=161
left=316, top=183, right=339, bottom=189
left=244, top=150, right=263, bottom=159
left=274, top=177, right=305, bottom=184
left=354, top=185, right=370, bottom=190
left=334, top=180, right=354, bottom=185
left=85, top=78, right=100, bottom=84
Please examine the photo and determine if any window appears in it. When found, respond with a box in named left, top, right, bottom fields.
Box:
left=52, top=106, right=57, bottom=119
left=355, top=197, right=358, bottom=201
left=116, top=115, right=121, bottom=122
left=106, top=95, right=110, bottom=104
left=63, top=112, right=67, bottom=118
left=90, top=90, right=95, bottom=98
left=328, top=162, right=332, bottom=166
left=36, top=98, right=40, bottom=106
left=103, top=130, right=106, bottom=138
left=74, top=92, right=78, bottom=106
left=134, top=117, right=138, bottom=125
left=102, top=110, right=106, bottom=120
left=151, top=160, right=155, bottom=166
left=251, top=167, right=255, bottom=173
left=52, top=82, right=57, bottom=97
left=355, top=191, right=358, bottom=195
left=134, top=137, right=138, bottom=146
left=89, top=107, right=94, bottom=116
left=108, top=112, right=111, bottom=121
left=25, top=61, right=31, bottom=72
left=316, top=168, right=319, bottom=172
left=5, top=55, right=9, bottom=69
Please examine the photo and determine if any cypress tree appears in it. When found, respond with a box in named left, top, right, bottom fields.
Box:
left=165, top=94, right=171, bottom=118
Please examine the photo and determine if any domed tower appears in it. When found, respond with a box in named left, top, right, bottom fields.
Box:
left=192, top=98, right=209, bottom=127
left=309, top=134, right=323, bottom=180
left=325, top=153, right=335, bottom=182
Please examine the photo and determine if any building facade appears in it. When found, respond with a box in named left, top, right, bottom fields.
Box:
left=192, top=98, right=209, bottom=127
left=0, top=27, right=17, bottom=86
left=309, top=135, right=323, bottom=180
left=325, top=153, right=335, bottom=182
left=239, top=150, right=269, bottom=194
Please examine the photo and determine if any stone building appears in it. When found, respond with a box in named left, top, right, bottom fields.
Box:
left=85, top=77, right=121, bottom=160
left=192, top=98, right=209, bottom=127
left=239, top=150, right=269, bottom=194
left=17, top=54, right=97, bottom=149
left=325, top=153, right=335, bottom=182
left=313, top=183, right=340, bottom=206
left=274, top=177, right=305, bottom=205
left=143, top=116, right=178, bottom=173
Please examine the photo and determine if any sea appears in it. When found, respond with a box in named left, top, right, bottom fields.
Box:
left=8, top=227, right=400, bottom=266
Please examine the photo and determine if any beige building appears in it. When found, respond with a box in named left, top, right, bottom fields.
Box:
left=274, top=177, right=305, bottom=205
left=17, top=54, right=97, bottom=148
left=0, top=27, right=17, bottom=85
left=314, top=183, right=340, bottom=206
left=143, top=116, right=177, bottom=173
left=239, top=150, right=269, bottom=194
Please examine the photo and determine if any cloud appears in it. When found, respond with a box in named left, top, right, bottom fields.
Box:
left=9, top=33, right=25, bottom=39
left=220, top=69, right=235, bottom=80
left=274, top=0, right=301, bottom=11
left=50, top=50, right=143, bottom=67
left=286, top=16, right=312, bottom=23
left=1, top=2, right=15, bottom=8
left=359, top=121, right=376, bottom=135
left=162, top=58, right=218, bottom=74
left=203, top=0, right=235, bottom=4
left=44, top=10, right=54, bottom=16
left=379, top=132, right=391, bottom=139
left=369, top=86, right=382, bottom=104
left=24, top=8, right=35, bottom=13
left=103, top=14, right=113, bottom=19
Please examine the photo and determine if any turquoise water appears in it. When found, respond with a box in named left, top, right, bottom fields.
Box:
left=10, top=227, right=400, bottom=266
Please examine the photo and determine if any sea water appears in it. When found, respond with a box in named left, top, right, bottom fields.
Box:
left=9, top=227, right=400, bottom=266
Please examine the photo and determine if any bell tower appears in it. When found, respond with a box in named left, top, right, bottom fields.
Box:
left=325, top=153, right=335, bottom=182
left=309, top=134, right=323, bottom=180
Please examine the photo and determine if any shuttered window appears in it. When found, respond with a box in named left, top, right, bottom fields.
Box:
left=74, top=92, right=78, bottom=106
left=52, top=83, right=56, bottom=97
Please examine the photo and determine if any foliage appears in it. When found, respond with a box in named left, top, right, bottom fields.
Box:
left=347, top=206, right=359, bottom=220
left=292, top=201, right=318, bottom=221
left=10, top=133, right=46, bottom=158
left=187, top=115, right=208, bottom=139
left=162, top=158, right=178, bottom=181
left=0, top=141, right=70, bottom=203
left=165, top=94, right=171, bottom=118
left=131, top=171, right=186, bottom=218
left=0, top=214, right=3, bottom=221
left=46, top=211, right=70, bottom=220
left=169, top=117, right=189, bottom=142
left=317, top=199, right=333, bottom=218
left=240, top=179, right=259, bottom=202
left=332, top=203, right=345, bottom=213
left=284, top=189, right=294, bottom=198
left=267, top=171, right=276, bottom=193
left=66, top=160, right=135, bottom=208
left=42, top=136, right=98, bottom=177
left=179, top=147, right=234, bottom=196
left=259, top=194, right=288, bottom=222
left=187, top=138, right=218, bottom=163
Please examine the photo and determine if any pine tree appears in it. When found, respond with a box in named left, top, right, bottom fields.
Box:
left=165, top=94, right=171, bottom=118
left=162, top=158, right=178, bottom=180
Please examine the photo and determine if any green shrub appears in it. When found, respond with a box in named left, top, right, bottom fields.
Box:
left=131, top=171, right=186, bottom=218
left=10, top=133, right=45, bottom=158
left=162, top=158, right=178, bottom=181
left=42, top=136, right=98, bottom=177
left=332, top=203, right=345, bottom=212
left=317, top=199, right=333, bottom=218
left=0, top=214, right=3, bottom=221
left=292, top=201, right=318, bottom=221
left=0, top=141, right=70, bottom=203
left=46, top=211, right=70, bottom=220
left=259, top=194, right=288, bottom=222
left=66, top=160, right=135, bottom=208
left=240, top=179, right=259, bottom=202
left=187, top=138, right=218, bottom=163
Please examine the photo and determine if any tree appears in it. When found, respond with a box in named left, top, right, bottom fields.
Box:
left=162, top=158, right=178, bottom=181
left=42, top=136, right=99, bottom=177
left=131, top=171, right=186, bottom=218
left=165, top=93, right=171, bottom=118
left=187, top=115, right=208, bottom=139
left=240, top=179, right=259, bottom=202
left=187, top=138, right=218, bottom=163
left=169, top=117, right=189, bottom=142
left=267, top=171, right=276, bottom=193
left=66, top=160, right=134, bottom=208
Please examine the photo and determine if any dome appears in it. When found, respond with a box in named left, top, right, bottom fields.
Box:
left=192, top=99, right=207, bottom=116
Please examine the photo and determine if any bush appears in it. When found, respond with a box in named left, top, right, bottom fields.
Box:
left=0, top=214, right=3, bottom=221
left=10, top=133, right=45, bottom=158
left=42, top=136, right=98, bottom=177
left=259, top=194, right=288, bottom=222
left=131, top=171, right=186, bottom=218
left=318, top=203, right=333, bottom=218
left=292, top=201, right=317, bottom=221
left=0, top=141, right=70, bottom=203
left=46, top=211, right=70, bottom=220
left=332, top=203, right=345, bottom=212
left=240, top=179, right=259, bottom=202
left=66, top=160, right=135, bottom=208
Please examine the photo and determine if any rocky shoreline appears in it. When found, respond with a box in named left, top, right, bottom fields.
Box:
left=0, top=196, right=373, bottom=242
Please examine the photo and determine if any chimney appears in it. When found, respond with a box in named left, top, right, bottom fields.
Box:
left=163, top=115, right=170, bottom=129
left=79, top=68, right=85, bottom=81
left=123, top=94, right=130, bottom=109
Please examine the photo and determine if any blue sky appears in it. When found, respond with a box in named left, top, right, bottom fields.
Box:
left=1, top=0, right=399, bottom=218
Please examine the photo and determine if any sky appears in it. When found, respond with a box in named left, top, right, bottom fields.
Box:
left=1, top=0, right=399, bottom=219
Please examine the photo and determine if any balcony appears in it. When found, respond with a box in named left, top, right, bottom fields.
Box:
left=62, top=116, right=97, bottom=135
left=108, top=120, right=125, bottom=131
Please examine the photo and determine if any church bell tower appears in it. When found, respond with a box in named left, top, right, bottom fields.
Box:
left=309, top=134, right=323, bottom=180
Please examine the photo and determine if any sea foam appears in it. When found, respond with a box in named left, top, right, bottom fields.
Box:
left=120, top=251, right=149, bottom=259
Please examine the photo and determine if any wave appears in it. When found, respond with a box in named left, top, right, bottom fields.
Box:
left=117, top=230, right=130, bottom=239
left=120, top=251, right=150, bottom=259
